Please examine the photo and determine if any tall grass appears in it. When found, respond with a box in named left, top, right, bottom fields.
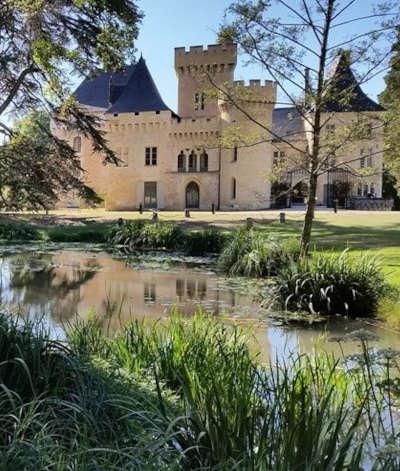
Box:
left=69, top=312, right=400, bottom=470
left=0, top=314, right=180, bottom=469
left=217, top=228, right=300, bottom=277
left=273, top=251, right=388, bottom=317
left=0, top=311, right=398, bottom=469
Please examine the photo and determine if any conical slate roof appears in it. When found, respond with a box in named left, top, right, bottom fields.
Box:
left=323, top=51, right=384, bottom=113
left=74, top=57, right=171, bottom=114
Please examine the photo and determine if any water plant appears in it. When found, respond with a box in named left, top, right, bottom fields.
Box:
left=69, top=312, right=400, bottom=470
left=183, top=227, right=228, bottom=255
left=0, top=222, right=39, bottom=241
left=109, top=220, right=226, bottom=255
left=273, top=251, right=388, bottom=317
left=217, top=228, right=300, bottom=277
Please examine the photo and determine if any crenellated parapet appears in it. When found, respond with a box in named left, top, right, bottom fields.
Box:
left=174, top=44, right=237, bottom=75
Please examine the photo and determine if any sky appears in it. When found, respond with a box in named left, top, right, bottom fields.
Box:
left=134, top=0, right=389, bottom=112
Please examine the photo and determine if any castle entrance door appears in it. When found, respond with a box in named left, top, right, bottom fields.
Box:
left=186, top=182, right=200, bottom=208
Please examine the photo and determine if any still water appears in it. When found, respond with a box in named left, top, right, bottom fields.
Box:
left=0, top=246, right=399, bottom=361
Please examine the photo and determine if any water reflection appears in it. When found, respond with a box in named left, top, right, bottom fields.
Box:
left=0, top=249, right=399, bottom=361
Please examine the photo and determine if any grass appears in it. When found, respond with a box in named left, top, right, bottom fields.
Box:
left=0, top=307, right=398, bottom=469
left=272, top=251, right=389, bottom=318
left=217, top=228, right=300, bottom=277
left=59, top=313, right=400, bottom=468
left=2, top=210, right=400, bottom=278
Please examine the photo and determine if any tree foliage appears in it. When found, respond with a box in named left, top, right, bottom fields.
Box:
left=380, top=27, right=400, bottom=204
left=217, top=0, right=399, bottom=253
left=0, top=0, right=143, bottom=210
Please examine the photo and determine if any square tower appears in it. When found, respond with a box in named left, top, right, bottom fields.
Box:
left=174, top=43, right=237, bottom=118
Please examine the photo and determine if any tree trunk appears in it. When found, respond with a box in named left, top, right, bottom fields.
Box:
left=301, top=172, right=317, bottom=256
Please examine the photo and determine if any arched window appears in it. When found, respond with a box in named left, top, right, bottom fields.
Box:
left=188, top=151, right=197, bottom=172
left=73, top=136, right=81, bottom=152
left=232, top=178, right=237, bottom=199
left=200, top=151, right=208, bottom=172
left=178, top=151, right=186, bottom=172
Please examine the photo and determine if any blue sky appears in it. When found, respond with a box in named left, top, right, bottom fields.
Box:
left=135, top=0, right=388, bottom=112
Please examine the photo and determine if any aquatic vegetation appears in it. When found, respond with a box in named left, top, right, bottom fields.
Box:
left=109, top=220, right=227, bottom=255
left=183, top=227, right=229, bottom=255
left=273, top=251, right=389, bottom=318
left=217, top=228, right=300, bottom=277
left=0, top=314, right=180, bottom=469
left=0, top=311, right=398, bottom=468
left=44, top=223, right=110, bottom=242
left=0, top=222, right=39, bottom=241
left=69, top=312, right=400, bottom=470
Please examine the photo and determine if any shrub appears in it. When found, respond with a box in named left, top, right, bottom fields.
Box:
left=140, top=221, right=184, bottom=249
left=0, top=222, right=39, bottom=241
left=109, top=220, right=226, bottom=254
left=273, top=251, right=388, bottom=317
left=183, top=227, right=228, bottom=255
left=45, top=223, right=110, bottom=242
left=217, top=228, right=300, bottom=277
left=109, top=219, right=184, bottom=249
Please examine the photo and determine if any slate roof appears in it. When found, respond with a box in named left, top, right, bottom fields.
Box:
left=74, top=57, right=171, bottom=114
left=323, top=51, right=385, bottom=113
left=272, top=107, right=305, bottom=140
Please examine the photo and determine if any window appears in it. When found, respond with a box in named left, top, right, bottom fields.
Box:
left=144, top=182, right=157, bottom=208
left=178, top=151, right=186, bottom=172
left=188, top=151, right=197, bottom=172
left=367, top=149, right=373, bottom=167
left=145, top=147, right=157, bottom=166
left=232, top=178, right=237, bottom=199
left=273, top=150, right=285, bottom=166
left=363, top=184, right=369, bottom=196
left=73, top=136, right=81, bottom=152
left=370, top=182, right=375, bottom=196
left=233, top=146, right=238, bottom=162
left=200, top=151, right=208, bottom=171
left=194, top=92, right=205, bottom=111
left=360, top=149, right=365, bottom=168
left=144, top=282, right=156, bottom=302
left=357, top=183, right=362, bottom=196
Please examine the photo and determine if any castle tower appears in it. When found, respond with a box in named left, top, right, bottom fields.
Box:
left=174, top=43, right=237, bottom=118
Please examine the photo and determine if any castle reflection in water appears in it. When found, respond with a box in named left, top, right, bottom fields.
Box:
left=2, top=249, right=400, bottom=361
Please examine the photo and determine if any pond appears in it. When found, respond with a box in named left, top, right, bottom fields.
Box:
left=0, top=246, right=399, bottom=361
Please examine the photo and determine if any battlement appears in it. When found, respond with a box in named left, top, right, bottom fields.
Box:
left=233, top=79, right=276, bottom=89
left=175, top=43, right=237, bottom=71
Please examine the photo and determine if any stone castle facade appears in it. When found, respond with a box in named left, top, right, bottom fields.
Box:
left=53, top=43, right=384, bottom=211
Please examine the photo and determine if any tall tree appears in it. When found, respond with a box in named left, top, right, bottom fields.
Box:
left=0, top=0, right=142, bottom=210
left=216, top=0, right=399, bottom=255
left=380, top=27, right=400, bottom=208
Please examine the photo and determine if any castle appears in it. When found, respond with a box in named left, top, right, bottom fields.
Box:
left=53, top=43, right=385, bottom=211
